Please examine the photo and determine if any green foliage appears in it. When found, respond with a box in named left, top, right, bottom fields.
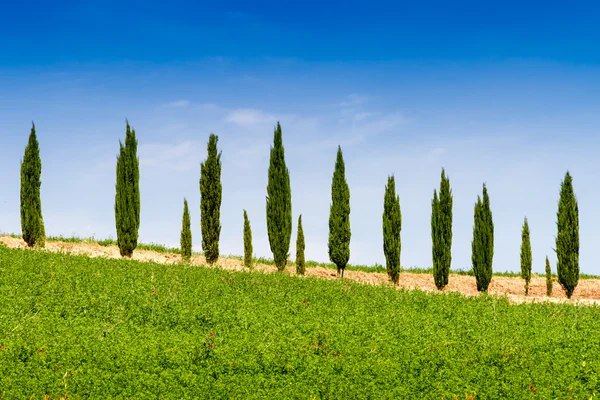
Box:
left=545, top=256, right=553, bottom=297
left=382, top=175, right=401, bottom=284
left=266, top=122, right=292, bottom=272
left=296, top=215, right=305, bottom=275
left=180, top=199, right=192, bottom=261
left=1, top=246, right=600, bottom=399
left=328, top=146, right=351, bottom=277
left=556, top=171, right=579, bottom=299
left=114, top=121, right=140, bottom=257
left=20, top=122, right=46, bottom=248
left=200, top=134, right=222, bottom=265
left=243, top=210, right=253, bottom=269
left=432, top=168, right=453, bottom=290
left=38, top=223, right=46, bottom=248
left=472, top=184, right=494, bottom=292
left=520, top=218, right=532, bottom=295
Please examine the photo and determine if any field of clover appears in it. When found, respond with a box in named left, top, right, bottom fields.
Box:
left=0, top=244, right=599, bottom=399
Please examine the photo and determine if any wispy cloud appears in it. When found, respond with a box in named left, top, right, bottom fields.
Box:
left=225, top=108, right=277, bottom=127
left=139, top=140, right=203, bottom=172
left=352, top=112, right=374, bottom=122
left=357, top=111, right=407, bottom=133
left=306, top=111, right=408, bottom=152
left=337, top=93, right=381, bottom=125
left=338, top=94, right=369, bottom=108
left=160, top=99, right=191, bottom=109
left=424, top=147, right=447, bottom=164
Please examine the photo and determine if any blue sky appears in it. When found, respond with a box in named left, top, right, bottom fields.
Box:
left=1, top=1, right=600, bottom=274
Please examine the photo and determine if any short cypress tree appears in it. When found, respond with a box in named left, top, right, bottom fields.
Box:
left=243, top=210, right=253, bottom=269
left=296, top=215, right=305, bottom=275
left=20, top=122, right=46, bottom=248
left=382, top=175, right=401, bottom=285
left=432, top=168, right=453, bottom=290
left=520, top=217, right=532, bottom=295
left=114, top=121, right=140, bottom=257
left=266, top=122, right=292, bottom=272
left=329, top=146, right=351, bottom=277
left=200, top=134, right=222, bottom=265
left=545, top=256, right=553, bottom=296
left=556, top=171, right=579, bottom=298
left=180, top=198, right=192, bottom=261
left=471, top=184, right=494, bottom=292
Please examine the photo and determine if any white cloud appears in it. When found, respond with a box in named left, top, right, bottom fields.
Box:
left=160, top=99, right=191, bottom=109
left=229, top=142, right=269, bottom=169
left=139, top=140, right=203, bottom=172
left=336, top=93, right=394, bottom=127
left=356, top=111, right=407, bottom=132
left=302, top=111, right=408, bottom=152
left=352, top=112, right=374, bottom=122
left=225, top=108, right=277, bottom=126
left=424, top=147, right=446, bottom=163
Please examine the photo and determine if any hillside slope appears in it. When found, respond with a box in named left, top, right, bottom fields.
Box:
left=1, top=235, right=599, bottom=305
left=0, top=245, right=599, bottom=398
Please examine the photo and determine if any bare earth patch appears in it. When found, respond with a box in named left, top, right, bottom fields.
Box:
left=2, top=235, right=599, bottom=306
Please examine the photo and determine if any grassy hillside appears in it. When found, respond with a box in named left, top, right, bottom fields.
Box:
left=0, top=245, right=599, bottom=399
left=6, top=233, right=598, bottom=279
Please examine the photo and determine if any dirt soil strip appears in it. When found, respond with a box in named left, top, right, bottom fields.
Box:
left=2, top=235, right=599, bottom=306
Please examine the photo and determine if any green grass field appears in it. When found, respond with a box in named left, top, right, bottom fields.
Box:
left=1, top=244, right=599, bottom=399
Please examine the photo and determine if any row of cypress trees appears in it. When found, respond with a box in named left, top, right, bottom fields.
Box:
left=433, top=172, right=579, bottom=298
left=17, top=122, right=581, bottom=297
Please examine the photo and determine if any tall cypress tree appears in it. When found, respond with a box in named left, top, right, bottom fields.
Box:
left=266, top=122, right=292, bottom=271
left=243, top=210, right=253, bottom=269
left=20, top=122, right=46, bottom=248
left=180, top=198, right=192, bottom=261
left=296, top=215, right=305, bottom=275
left=545, top=256, right=553, bottom=296
left=114, top=120, right=140, bottom=257
left=471, top=184, right=494, bottom=292
left=382, top=175, right=401, bottom=284
left=200, top=134, right=222, bottom=265
left=432, top=169, right=453, bottom=290
left=556, top=171, right=579, bottom=298
left=329, top=146, right=351, bottom=277
left=520, top=217, right=532, bottom=295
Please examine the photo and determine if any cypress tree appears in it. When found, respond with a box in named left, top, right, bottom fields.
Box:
left=471, top=184, right=494, bottom=292
left=38, top=219, right=46, bottom=248
left=556, top=171, right=579, bottom=298
left=180, top=198, right=192, bottom=261
left=243, top=210, right=253, bottom=269
left=328, top=146, right=351, bottom=277
left=200, top=134, right=222, bottom=265
left=266, top=122, right=292, bottom=271
left=432, top=168, right=453, bottom=290
left=520, top=217, right=532, bottom=295
left=20, top=122, right=46, bottom=248
left=114, top=120, right=140, bottom=257
left=382, top=175, right=401, bottom=285
left=545, top=256, right=553, bottom=296
left=296, top=215, right=305, bottom=275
